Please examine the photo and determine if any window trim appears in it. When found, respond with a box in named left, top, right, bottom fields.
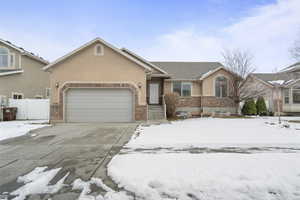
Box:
left=171, top=81, right=192, bottom=97
left=0, top=46, right=15, bottom=69
left=11, top=92, right=24, bottom=99
left=214, top=75, right=229, bottom=98
left=94, top=44, right=104, bottom=56
left=283, top=88, right=290, bottom=104
left=45, top=88, right=51, bottom=98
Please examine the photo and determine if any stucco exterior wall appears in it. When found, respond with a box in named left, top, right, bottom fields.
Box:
left=202, top=69, right=234, bottom=96
left=49, top=42, right=147, bottom=106
left=0, top=56, right=49, bottom=98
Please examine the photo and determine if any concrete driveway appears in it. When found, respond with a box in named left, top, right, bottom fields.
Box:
left=0, top=122, right=138, bottom=198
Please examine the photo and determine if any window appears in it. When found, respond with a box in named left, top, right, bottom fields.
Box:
left=0, top=47, right=9, bottom=67
left=0, top=47, right=14, bottom=68
left=293, top=86, right=300, bottom=104
left=284, top=89, right=289, bottom=104
left=12, top=92, right=23, bottom=99
left=172, top=82, right=192, bottom=96
left=95, top=44, right=104, bottom=56
left=215, top=76, right=228, bottom=98
left=45, top=88, right=51, bottom=98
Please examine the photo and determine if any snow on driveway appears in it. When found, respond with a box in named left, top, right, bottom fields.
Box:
left=0, top=120, right=49, bottom=141
left=108, top=117, right=300, bottom=200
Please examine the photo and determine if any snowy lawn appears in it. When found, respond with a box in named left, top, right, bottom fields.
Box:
left=108, top=117, right=300, bottom=200
left=0, top=120, right=49, bottom=141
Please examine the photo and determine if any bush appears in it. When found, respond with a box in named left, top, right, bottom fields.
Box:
left=164, top=93, right=179, bottom=118
left=242, top=99, right=257, bottom=115
left=256, top=96, right=267, bottom=116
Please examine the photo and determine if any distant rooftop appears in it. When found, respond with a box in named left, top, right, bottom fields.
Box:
left=151, top=62, right=223, bottom=80
left=0, top=38, right=48, bottom=64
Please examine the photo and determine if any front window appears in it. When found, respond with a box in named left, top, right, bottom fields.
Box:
left=215, top=76, right=228, bottom=97
left=12, top=92, right=23, bottom=99
left=172, top=82, right=192, bottom=96
left=94, top=44, right=104, bottom=56
left=293, top=86, right=300, bottom=104
left=284, top=89, right=289, bottom=104
left=0, top=47, right=9, bottom=67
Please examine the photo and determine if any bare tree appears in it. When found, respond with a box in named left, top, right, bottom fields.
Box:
left=290, top=38, right=300, bottom=61
left=222, top=49, right=266, bottom=114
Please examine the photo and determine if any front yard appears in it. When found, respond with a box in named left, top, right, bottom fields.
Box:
left=108, top=117, right=300, bottom=200
left=1, top=117, right=300, bottom=200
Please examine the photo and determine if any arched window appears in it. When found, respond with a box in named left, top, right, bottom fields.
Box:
left=94, top=44, right=104, bottom=56
left=215, top=76, right=228, bottom=97
left=0, top=47, right=9, bottom=67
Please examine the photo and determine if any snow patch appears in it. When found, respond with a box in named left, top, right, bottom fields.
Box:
left=268, top=80, right=285, bottom=85
left=126, top=118, right=300, bottom=149
left=0, top=120, right=50, bottom=141
left=72, top=178, right=132, bottom=200
left=108, top=153, right=300, bottom=200
left=10, top=166, right=68, bottom=200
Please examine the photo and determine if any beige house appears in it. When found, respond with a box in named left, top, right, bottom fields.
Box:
left=0, top=39, right=49, bottom=101
left=245, top=62, right=300, bottom=115
left=44, top=37, right=237, bottom=123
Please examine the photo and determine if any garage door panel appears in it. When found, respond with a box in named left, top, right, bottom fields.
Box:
left=66, top=88, right=133, bottom=122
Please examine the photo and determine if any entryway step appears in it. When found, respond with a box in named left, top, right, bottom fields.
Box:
left=148, top=105, right=165, bottom=120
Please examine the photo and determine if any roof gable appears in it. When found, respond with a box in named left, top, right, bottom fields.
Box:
left=44, top=38, right=152, bottom=72
left=0, top=39, right=48, bottom=64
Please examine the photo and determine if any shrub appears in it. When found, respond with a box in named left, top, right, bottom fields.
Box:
left=164, top=93, right=179, bottom=118
left=242, top=98, right=257, bottom=115
left=256, top=96, right=267, bottom=116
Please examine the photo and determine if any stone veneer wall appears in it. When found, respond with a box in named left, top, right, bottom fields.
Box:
left=201, top=96, right=236, bottom=107
left=50, top=82, right=147, bottom=122
left=175, top=96, right=237, bottom=115
left=177, top=97, right=201, bottom=107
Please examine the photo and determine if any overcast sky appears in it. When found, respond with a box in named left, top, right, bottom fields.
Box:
left=1, top=0, right=299, bottom=72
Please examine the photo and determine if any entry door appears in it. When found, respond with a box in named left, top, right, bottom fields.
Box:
left=149, top=83, right=159, bottom=104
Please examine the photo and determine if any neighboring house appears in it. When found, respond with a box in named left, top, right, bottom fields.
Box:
left=245, top=62, right=300, bottom=114
left=44, top=37, right=237, bottom=123
left=0, top=39, right=49, bottom=100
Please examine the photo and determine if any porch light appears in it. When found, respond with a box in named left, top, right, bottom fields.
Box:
left=138, top=82, right=142, bottom=89
left=55, top=82, right=59, bottom=88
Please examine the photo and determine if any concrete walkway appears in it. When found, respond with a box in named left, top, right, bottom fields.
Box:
left=0, top=122, right=138, bottom=199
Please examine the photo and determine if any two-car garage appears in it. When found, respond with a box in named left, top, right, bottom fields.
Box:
left=65, top=88, right=133, bottom=122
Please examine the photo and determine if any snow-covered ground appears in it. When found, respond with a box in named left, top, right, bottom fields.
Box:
left=126, top=117, right=300, bottom=149
left=0, top=120, right=49, bottom=141
left=108, top=117, right=300, bottom=200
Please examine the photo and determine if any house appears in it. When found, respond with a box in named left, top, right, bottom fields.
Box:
left=44, top=37, right=237, bottom=123
left=0, top=39, right=49, bottom=100
left=245, top=62, right=300, bottom=115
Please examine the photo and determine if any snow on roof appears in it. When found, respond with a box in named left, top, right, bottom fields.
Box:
left=268, top=80, right=285, bottom=85
left=0, top=38, right=49, bottom=64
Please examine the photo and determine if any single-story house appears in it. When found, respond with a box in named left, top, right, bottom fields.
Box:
left=44, top=37, right=237, bottom=122
left=245, top=62, right=300, bottom=115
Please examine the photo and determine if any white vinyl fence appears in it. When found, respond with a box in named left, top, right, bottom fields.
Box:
left=9, top=99, right=50, bottom=120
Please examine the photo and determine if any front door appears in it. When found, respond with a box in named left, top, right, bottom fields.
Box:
left=149, top=83, right=159, bottom=104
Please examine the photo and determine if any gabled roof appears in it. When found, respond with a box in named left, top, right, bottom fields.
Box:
left=121, top=48, right=169, bottom=76
left=0, top=39, right=49, bottom=64
left=280, top=62, right=300, bottom=73
left=251, top=72, right=292, bottom=86
left=43, top=38, right=153, bottom=72
left=150, top=62, right=223, bottom=80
